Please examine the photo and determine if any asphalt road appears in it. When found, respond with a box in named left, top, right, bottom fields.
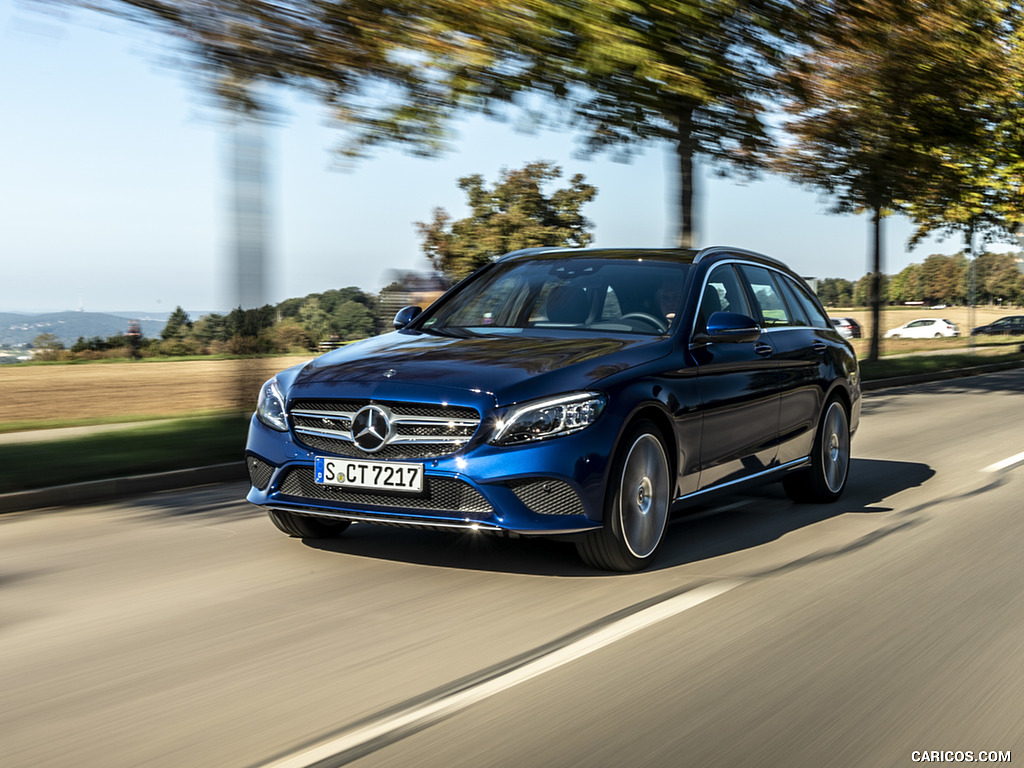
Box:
left=2, top=370, right=1022, bottom=768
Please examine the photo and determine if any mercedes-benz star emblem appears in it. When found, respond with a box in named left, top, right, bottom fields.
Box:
left=351, top=405, right=393, bottom=453
left=382, top=369, right=397, bottom=378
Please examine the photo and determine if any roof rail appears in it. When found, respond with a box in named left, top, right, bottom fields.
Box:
left=694, top=246, right=787, bottom=269
left=497, top=247, right=574, bottom=262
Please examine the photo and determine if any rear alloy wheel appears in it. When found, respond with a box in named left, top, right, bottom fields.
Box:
left=784, top=399, right=851, bottom=503
left=577, top=420, right=671, bottom=572
left=268, top=509, right=351, bottom=538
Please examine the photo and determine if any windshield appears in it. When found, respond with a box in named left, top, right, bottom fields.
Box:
left=418, top=254, right=692, bottom=336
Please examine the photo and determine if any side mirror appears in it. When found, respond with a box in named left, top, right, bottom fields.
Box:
left=393, top=305, right=423, bottom=329
left=706, top=311, right=762, bottom=343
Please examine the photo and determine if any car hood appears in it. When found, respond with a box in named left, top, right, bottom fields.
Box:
left=287, top=330, right=670, bottom=408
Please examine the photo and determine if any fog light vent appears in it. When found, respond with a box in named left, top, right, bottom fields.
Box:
left=508, top=479, right=585, bottom=516
left=247, top=455, right=274, bottom=490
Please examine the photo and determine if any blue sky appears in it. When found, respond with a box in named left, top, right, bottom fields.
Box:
left=2, top=0, right=1011, bottom=315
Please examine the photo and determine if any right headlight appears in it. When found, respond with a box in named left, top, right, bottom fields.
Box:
left=256, top=378, right=288, bottom=432
left=488, top=392, right=606, bottom=446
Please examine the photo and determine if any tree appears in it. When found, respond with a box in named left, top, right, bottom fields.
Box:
left=499, top=1, right=797, bottom=247
left=416, top=161, right=596, bottom=280
left=161, top=306, right=192, bottom=340
left=902, top=2, right=1024, bottom=257
left=331, top=300, right=375, bottom=340
left=31, top=333, right=65, bottom=351
left=298, top=298, right=331, bottom=344
left=816, top=278, right=854, bottom=308
left=777, top=0, right=1007, bottom=360
left=853, top=274, right=888, bottom=307
left=976, top=251, right=1024, bottom=304
left=66, top=0, right=801, bottom=251
left=888, top=264, right=924, bottom=306
left=920, top=253, right=968, bottom=306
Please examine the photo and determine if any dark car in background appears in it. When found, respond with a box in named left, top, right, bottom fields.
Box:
left=971, top=315, right=1024, bottom=336
left=830, top=317, right=862, bottom=339
left=245, top=247, right=861, bottom=571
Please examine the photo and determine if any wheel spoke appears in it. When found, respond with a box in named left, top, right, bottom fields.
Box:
left=821, top=403, right=850, bottom=494
left=619, top=434, right=669, bottom=559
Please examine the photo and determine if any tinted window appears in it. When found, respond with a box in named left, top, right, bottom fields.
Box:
left=739, top=265, right=792, bottom=327
left=696, top=264, right=752, bottom=334
left=783, top=275, right=832, bottom=328
left=774, top=274, right=811, bottom=327
left=420, top=257, right=690, bottom=336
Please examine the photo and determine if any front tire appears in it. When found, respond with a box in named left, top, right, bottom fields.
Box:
left=784, top=399, right=851, bottom=503
left=268, top=509, right=351, bottom=538
left=577, top=420, right=671, bottom=572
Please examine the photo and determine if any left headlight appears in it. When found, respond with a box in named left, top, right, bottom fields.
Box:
left=256, top=378, right=288, bottom=432
left=489, top=392, right=606, bottom=446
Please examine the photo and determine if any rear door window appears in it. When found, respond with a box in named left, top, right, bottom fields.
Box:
left=738, top=265, right=793, bottom=327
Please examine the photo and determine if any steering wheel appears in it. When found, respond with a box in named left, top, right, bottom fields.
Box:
left=619, top=312, right=669, bottom=333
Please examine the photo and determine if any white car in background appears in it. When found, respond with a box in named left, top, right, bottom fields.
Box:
left=884, top=318, right=959, bottom=339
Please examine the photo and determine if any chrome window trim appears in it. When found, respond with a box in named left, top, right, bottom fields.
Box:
left=692, top=257, right=832, bottom=335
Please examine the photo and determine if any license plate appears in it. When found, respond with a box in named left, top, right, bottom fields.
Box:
left=314, top=456, right=424, bottom=493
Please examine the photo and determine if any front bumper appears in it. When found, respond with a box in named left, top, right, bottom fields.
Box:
left=244, top=414, right=616, bottom=536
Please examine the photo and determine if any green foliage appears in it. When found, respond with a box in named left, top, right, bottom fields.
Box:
left=32, top=333, right=64, bottom=351
left=901, top=1, right=1024, bottom=252
left=160, top=305, right=193, bottom=340
left=888, top=265, right=924, bottom=306
left=977, top=252, right=1024, bottom=305
left=853, top=274, right=889, bottom=307
left=816, top=278, right=854, bottom=307
left=416, top=161, right=596, bottom=280
left=775, top=0, right=1021, bottom=358
left=920, top=253, right=969, bottom=306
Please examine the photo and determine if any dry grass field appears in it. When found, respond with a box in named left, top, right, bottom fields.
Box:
left=0, top=355, right=311, bottom=428
left=832, top=305, right=1023, bottom=357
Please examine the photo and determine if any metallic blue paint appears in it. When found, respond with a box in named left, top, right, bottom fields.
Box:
left=244, top=247, right=860, bottom=545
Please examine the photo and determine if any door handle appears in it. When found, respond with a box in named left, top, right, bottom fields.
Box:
left=754, top=343, right=773, bottom=357
left=812, top=341, right=827, bottom=352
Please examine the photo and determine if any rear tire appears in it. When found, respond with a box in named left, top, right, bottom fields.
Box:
left=576, top=420, right=671, bottom=572
left=268, top=509, right=351, bottom=538
left=784, top=399, right=851, bottom=503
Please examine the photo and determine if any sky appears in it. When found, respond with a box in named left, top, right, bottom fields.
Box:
left=3, top=0, right=1018, bottom=316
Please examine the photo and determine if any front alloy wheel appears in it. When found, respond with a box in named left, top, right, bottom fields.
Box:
left=577, top=420, right=671, bottom=572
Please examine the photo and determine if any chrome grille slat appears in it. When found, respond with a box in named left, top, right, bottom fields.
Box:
left=288, top=399, right=481, bottom=460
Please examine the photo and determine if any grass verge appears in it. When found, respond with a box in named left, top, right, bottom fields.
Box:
left=858, top=349, right=1024, bottom=381
left=0, top=413, right=250, bottom=494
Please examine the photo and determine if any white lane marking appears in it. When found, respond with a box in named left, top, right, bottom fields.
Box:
left=983, top=451, right=1024, bottom=474
left=259, top=579, right=743, bottom=768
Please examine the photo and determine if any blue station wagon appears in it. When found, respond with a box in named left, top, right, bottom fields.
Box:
left=245, top=247, right=860, bottom=571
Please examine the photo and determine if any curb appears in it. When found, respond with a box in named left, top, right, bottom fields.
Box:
left=861, top=359, right=1024, bottom=391
left=0, top=462, right=248, bottom=515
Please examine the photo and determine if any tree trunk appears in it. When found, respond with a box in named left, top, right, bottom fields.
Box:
left=966, top=223, right=976, bottom=352
left=868, top=205, right=883, bottom=363
left=675, top=106, right=697, bottom=248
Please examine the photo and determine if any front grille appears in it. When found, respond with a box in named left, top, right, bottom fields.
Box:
left=508, top=479, right=586, bottom=516
left=247, top=455, right=274, bottom=490
left=277, top=467, right=493, bottom=518
left=289, top=399, right=480, bottom=460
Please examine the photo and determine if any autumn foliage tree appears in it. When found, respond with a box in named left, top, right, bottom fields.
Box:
left=777, top=0, right=1020, bottom=360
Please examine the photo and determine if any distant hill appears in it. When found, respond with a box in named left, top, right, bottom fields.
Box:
left=0, top=312, right=168, bottom=347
